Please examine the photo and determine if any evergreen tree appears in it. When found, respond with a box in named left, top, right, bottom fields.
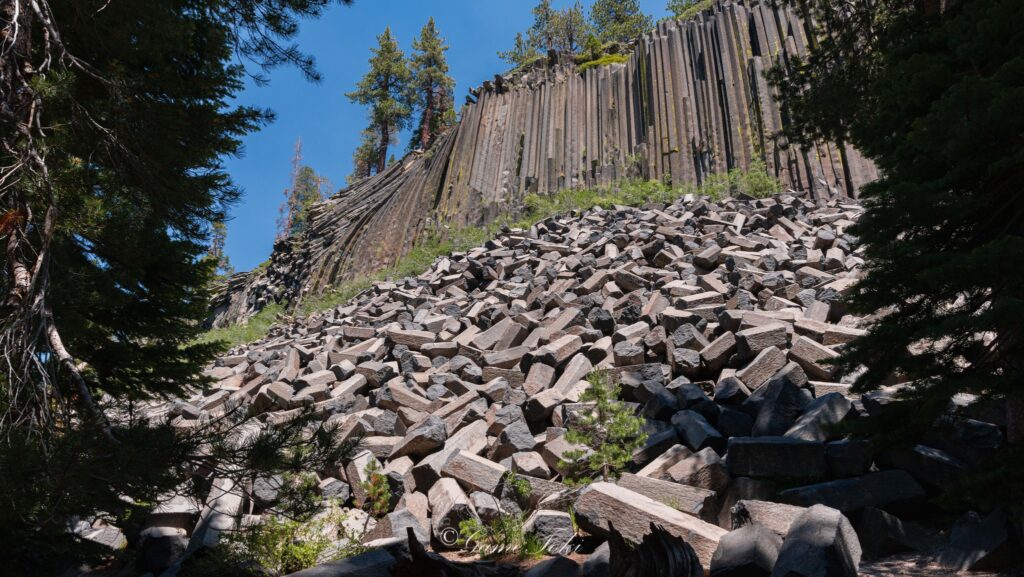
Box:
left=589, top=0, right=653, bottom=44
left=498, top=31, right=542, bottom=69
left=0, top=0, right=355, bottom=569
left=560, top=371, right=648, bottom=485
left=348, top=126, right=382, bottom=185
left=768, top=0, right=1024, bottom=508
left=209, top=220, right=235, bottom=278
left=554, top=2, right=591, bottom=55
left=346, top=27, right=413, bottom=174
left=409, top=18, right=455, bottom=151
left=528, top=0, right=559, bottom=53
left=278, top=139, right=330, bottom=239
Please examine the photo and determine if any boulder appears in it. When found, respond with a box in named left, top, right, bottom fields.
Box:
left=731, top=500, right=808, bottom=538
left=387, top=416, right=444, bottom=461
left=616, top=472, right=718, bottom=522
left=938, top=509, right=1021, bottom=572
left=524, top=556, right=581, bottom=577
left=572, top=482, right=726, bottom=568
left=710, top=523, right=782, bottom=577
left=427, top=477, right=478, bottom=549
left=672, top=409, right=726, bottom=454
left=743, top=371, right=812, bottom=437
left=778, top=470, right=925, bottom=513
left=726, top=436, right=826, bottom=481
left=524, top=509, right=575, bottom=555
left=783, top=393, right=852, bottom=442
left=770, top=505, right=860, bottom=577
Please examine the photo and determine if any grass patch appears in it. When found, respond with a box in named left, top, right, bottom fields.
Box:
left=458, top=513, right=547, bottom=560
left=577, top=53, right=630, bottom=74
left=200, top=163, right=780, bottom=348
left=197, top=302, right=286, bottom=348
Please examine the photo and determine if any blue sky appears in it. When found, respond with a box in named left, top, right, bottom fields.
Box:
left=223, top=0, right=671, bottom=272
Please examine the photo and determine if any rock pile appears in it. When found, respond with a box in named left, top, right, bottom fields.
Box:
left=143, top=192, right=1014, bottom=576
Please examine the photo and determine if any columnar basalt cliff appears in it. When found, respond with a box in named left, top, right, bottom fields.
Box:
left=210, top=0, right=877, bottom=328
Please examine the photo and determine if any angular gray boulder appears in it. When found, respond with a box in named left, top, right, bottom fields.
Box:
left=770, top=505, right=861, bottom=577
left=710, top=523, right=782, bottom=577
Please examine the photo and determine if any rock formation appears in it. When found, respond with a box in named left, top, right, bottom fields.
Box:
left=209, top=0, right=878, bottom=328
left=122, top=188, right=1019, bottom=576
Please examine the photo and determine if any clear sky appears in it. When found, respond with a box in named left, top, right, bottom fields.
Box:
left=223, top=0, right=672, bottom=272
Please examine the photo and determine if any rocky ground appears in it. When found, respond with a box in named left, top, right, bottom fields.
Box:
left=100, top=191, right=1019, bottom=576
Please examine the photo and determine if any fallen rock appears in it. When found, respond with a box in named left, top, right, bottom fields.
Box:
left=938, top=509, right=1021, bottom=572
left=770, top=504, right=861, bottom=577
left=778, top=469, right=925, bottom=513
left=726, top=436, right=826, bottom=481
left=731, top=500, right=807, bottom=538
left=524, top=509, right=575, bottom=555
left=573, top=482, right=726, bottom=568
left=710, top=523, right=782, bottom=577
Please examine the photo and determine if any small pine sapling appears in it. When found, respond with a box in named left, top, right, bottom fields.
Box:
left=560, top=371, right=648, bottom=485
left=360, top=460, right=391, bottom=518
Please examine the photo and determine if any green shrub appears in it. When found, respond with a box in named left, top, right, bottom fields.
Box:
left=700, top=159, right=780, bottom=200
left=360, top=460, right=391, bottom=518
left=503, top=471, right=532, bottom=503
left=578, top=53, right=630, bottom=73
left=205, top=503, right=367, bottom=575
left=560, top=371, right=648, bottom=485
left=457, top=513, right=546, bottom=559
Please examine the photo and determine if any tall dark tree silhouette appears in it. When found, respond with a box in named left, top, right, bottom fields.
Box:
left=768, top=0, right=1024, bottom=508
left=347, top=27, right=413, bottom=174
left=0, top=0, right=356, bottom=569
left=409, top=18, right=455, bottom=151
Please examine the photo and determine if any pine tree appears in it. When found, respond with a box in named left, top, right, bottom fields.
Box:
left=209, top=220, right=235, bottom=278
left=768, top=0, right=1024, bottom=509
left=347, top=27, right=413, bottom=174
left=498, top=31, right=542, bottom=68
left=278, top=139, right=330, bottom=239
left=348, top=126, right=381, bottom=185
left=560, top=371, right=648, bottom=485
left=409, top=18, right=455, bottom=151
left=0, top=0, right=356, bottom=569
left=554, top=2, right=590, bottom=55
left=589, top=0, right=653, bottom=44
left=528, top=0, right=559, bottom=53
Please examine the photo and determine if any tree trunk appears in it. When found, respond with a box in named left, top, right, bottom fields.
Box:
left=420, top=86, right=434, bottom=150
left=377, top=122, right=389, bottom=174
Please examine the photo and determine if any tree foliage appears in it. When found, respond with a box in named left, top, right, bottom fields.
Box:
left=589, top=0, right=653, bottom=44
left=347, top=27, right=413, bottom=174
left=409, top=18, right=456, bottom=151
left=561, top=371, right=648, bottom=485
left=499, top=0, right=651, bottom=68
left=209, top=221, right=235, bottom=278
left=278, top=139, right=330, bottom=239
left=0, top=0, right=354, bottom=570
left=555, top=2, right=591, bottom=55
left=498, top=32, right=543, bottom=70
left=768, top=0, right=1024, bottom=505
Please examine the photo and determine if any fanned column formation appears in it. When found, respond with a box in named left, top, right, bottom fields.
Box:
left=211, top=0, right=878, bottom=328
